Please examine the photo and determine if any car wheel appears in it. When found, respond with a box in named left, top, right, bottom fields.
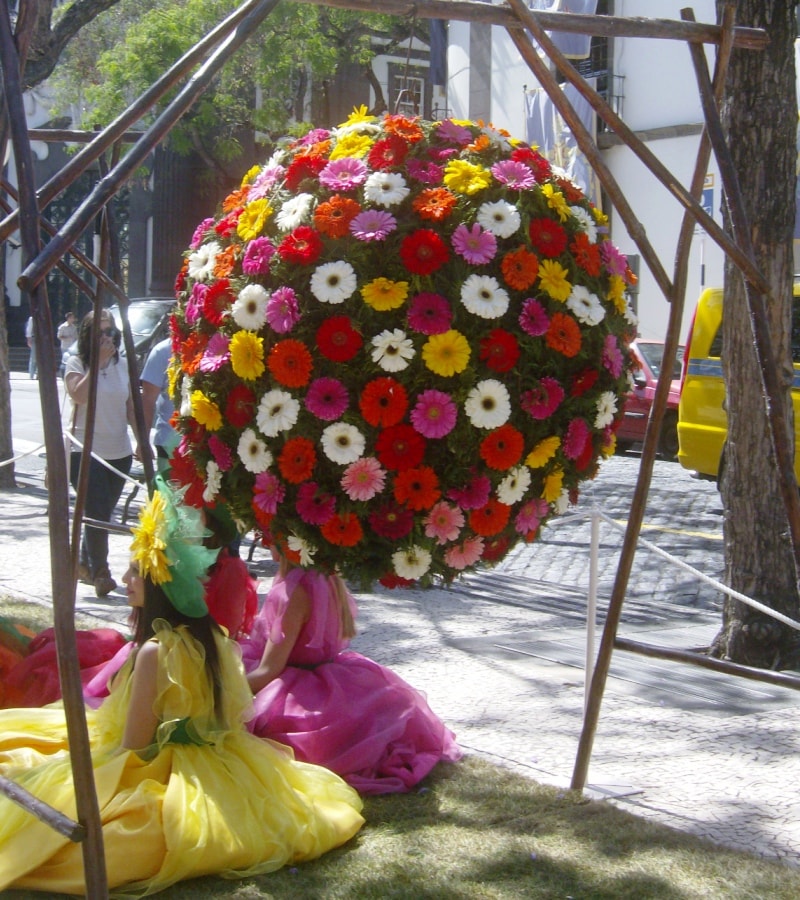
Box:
left=658, top=410, right=679, bottom=460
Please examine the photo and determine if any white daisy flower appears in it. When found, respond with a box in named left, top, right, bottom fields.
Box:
left=392, top=545, right=432, bottom=581
left=256, top=389, right=300, bottom=437
left=371, top=328, right=415, bottom=372
left=464, top=379, right=512, bottom=429
left=553, top=489, right=571, bottom=515
left=333, top=120, right=382, bottom=138
left=232, top=284, right=269, bottom=330
left=480, top=124, right=511, bottom=152
left=287, top=534, right=316, bottom=566
left=321, top=422, right=366, bottom=465
left=202, top=460, right=222, bottom=503
left=187, top=240, right=221, bottom=281
left=238, top=428, right=272, bottom=473
left=310, top=260, right=358, bottom=304
left=594, top=390, right=618, bottom=429
left=569, top=205, right=598, bottom=243
left=275, top=192, right=315, bottom=231
left=179, top=379, right=193, bottom=417
left=623, top=300, right=639, bottom=327
left=460, top=274, right=510, bottom=319
left=363, top=171, right=410, bottom=207
left=566, top=285, right=605, bottom=326
left=497, top=466, right=532, bottom=506
left=476, top=200, right=521, bottom=239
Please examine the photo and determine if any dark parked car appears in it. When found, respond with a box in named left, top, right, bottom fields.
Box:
left=616, top=339, right=684, bottom=459
left=62, top=298, right=175, bottom=376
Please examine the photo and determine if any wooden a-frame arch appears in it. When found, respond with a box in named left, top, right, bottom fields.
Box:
left=1, top=2, right=796, bottom=895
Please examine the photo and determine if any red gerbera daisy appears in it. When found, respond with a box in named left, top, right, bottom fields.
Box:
left=570, top=232, right=603, bottom=276
left=321, top=511, right=364, bottom=547
left=277, top=225, right=323, bottom=265
left=368, top=501, right=414, bottom=539
left=399, top=229, right=450, bottom=276
left=571, top=367, right=600, bottom=397
left=529, top=218, right=568, bottom=258
left=468, top=498, right=512, bottom=537
left=267, top=339, right=314, bottom=388
left=479, top=424, right=524, bottom=470
left=478, top=329, right=520, bottom=373
left=168, top=448, right=206, bottom=509
left=359, top=377, right=409, bottom=427
left=393, top=465, right=441, bottom=511
left=225, top=384, right=256, bottom=428
left=202, top=279, right=234, bottom=327
left=278, top=436, right=317, bottom=484
left=367, top=134, right=409, bottom=170
left=375, top=424, right=426, bottom=471
left=284, top=153, right=327, bottom=192
left=316, top=316, right=363, bottom=362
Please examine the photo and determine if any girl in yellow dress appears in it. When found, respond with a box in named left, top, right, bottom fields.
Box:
left=0, top=479, right=364, bottom=896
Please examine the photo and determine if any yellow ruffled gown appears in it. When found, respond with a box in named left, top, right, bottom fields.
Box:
left=0, top=620, right=364, bottom=896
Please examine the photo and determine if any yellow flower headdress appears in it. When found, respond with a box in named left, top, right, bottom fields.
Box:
left=130, top=475, right=219, bottom=617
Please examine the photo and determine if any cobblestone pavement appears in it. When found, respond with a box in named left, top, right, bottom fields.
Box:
left=3, top=422, right=800, bottom=867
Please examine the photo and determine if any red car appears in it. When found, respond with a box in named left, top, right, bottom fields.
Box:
left=616, top=340, right=684, bottom=459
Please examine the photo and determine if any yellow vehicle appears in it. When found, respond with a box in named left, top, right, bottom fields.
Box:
left=677, top=285, right=800, bottom=481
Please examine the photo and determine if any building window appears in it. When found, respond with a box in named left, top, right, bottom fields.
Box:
left=388, top=63, right=432, bottom=118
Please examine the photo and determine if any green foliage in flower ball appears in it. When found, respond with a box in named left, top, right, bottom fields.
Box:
left=169, top=108, right=638, bottom=589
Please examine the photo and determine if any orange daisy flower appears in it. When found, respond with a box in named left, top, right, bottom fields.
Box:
left=570, top=232, right=603, bottom=277
left=501, top=246, right=539, bottom=291
left=546, top=312, right=582, bottom=358
left=321, top=511, right=364, bottom=547
left=314, top=195, right=362, bottom=238
left=213, top=244, right=237, bottom=279
left=479, top=424, right=524, bottom=470
left=180, top=332, right=208, bottom=375
left=383, top=116, right=424, bottom=143
left=466, top=133, right=492, bottom=153
left=412, top=188, right=458, bottom=223
left=268, top=339, right=314, bottom=388
left=278, top=436, right=317, bottom=484
left=469, top=498, right=511, bottom=537
left=393, top=466, right=441, bottom=511
left=555, top=175, right=585, bottom=203
left=222, top=187, right=250, bottom=213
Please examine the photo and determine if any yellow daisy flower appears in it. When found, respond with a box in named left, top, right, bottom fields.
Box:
left=542, top=468, right=565, bottom=503
left=237, top=198, right=272, bottom=242
left=592, top=206, right=609, bottom=226
left=330, top=132, right=373, bottom=160
left=538, top=259, right=572, bottom=302
left=241, top=164, right=261, bottom=187
left=542, top=183, right=571, bottom=222
left=342, top=105, right=377, bottom=127
left=230, top=330, right=265, bottom=381
left=607, top=275, right=627, bottom=313
left=422, top=329, right=471, bottom=377
left=191, top=390, right=222, bottom=431
left=525, top=436, right=561, bottom=468
left=361, top=277, right=409, bottom=312
left=130, top=491, right=171, bottom=585
left=443, top=159, right=493, bottom=195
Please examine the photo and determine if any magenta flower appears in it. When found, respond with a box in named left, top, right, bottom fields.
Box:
left=341, top=457, right=386, bottom=501
left=266, top=286, right=300, bottom=333
left=446, top=472, right=491, bottom=510
left=491, top=160, right=536, bottom=190
left=296, top=482, right=336, bottom=525
left=185, top=283, right=208, bottom=325
left=199, top=332, right=231, bottom=372
left=521, top=377, right=565, bottom=419
left=452, top=223, right=497, bottom=265
left=305, top=377, right=349, bottom=421
left=435, top=120, right=473, bottom=145
left=411, top=390, right=457, bottom=439
left=407, top=292, right=452, bottom=335
left=519, top=297, right=549, bottom=336
left=242, top=236, right=276, bottom=275
left=406, top=158, right=444, bottom=184
left=190, top=217, right=214, bottom=249
left=299, top=128, right=331, bottom=145
left=444, top=535, right=485, bottom=570
left=602, top=334, right=624, bottom=378
left=253, top=471, right=285, bottom=515
left=600, top=241, right=629, bottom=277
left=515, top=498, right=548, bottom=534
left=563, top=417, right=592, bottom=460
left=319, top=157, right=368, bottom=191
left=208, top=434, right=233, bottom=471
left=424, top=501, right=465, bottom=544
left=349, top=209, right=397, bottom=242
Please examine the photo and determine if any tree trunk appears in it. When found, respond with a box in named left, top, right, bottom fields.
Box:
left=712, top=0, right=800, bottom=668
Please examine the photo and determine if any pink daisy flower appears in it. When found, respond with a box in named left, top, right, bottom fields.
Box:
left=452, top=223, right=497, bottom=265
left=185, top=283, right=208, bottom=325
left=600, top=241, right=629, bottom=277
left=249, top=163, right=286, bottom=199
left=319, top=157, right=368, bottom=191
left=411, top=389, right=457, bottom=439
left=198, top=332, right=231, bottom=372
left=349, top=209, right=397, bottom=242
left=296, top=482, right=336, bottom=525
left=444, top=535, right=485, bottom=570
left=190, top=217, right=214, bottom=249
left=491, top=160, right=536, bottom=190
left=519, top=297, right=549, bottom=336
left=242, top=236, right=276, bottom=275
left=266, top=286, right=300, bottom=333
left=424, top=501, right=465, bottom=544
left=406, top=159, right=444, bottom=184
left=435, top=120, right=473, bottom=145
left=341, top=457, right=386, bottom=501
left=521, top=377, right=565, bottom=419
left=602, top=334, right=624, bottom=378
left=563, top=418, right=592, bottom=460
left=407, top=292, right=452, bottom=335
left=515, top=498, right=549, bottom=534
left=253, top=471, right=285, bottom=515
left=208, top=434, right=233, bottom=470
left=446, top=473, right=491, bottom=510
left=305, top=377, right=349, bottom=421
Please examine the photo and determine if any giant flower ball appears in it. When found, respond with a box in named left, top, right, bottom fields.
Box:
left=169, top=108, right=638, bottom=588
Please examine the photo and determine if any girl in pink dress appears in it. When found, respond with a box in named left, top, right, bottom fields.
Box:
left=239, top=553, right=462, bottom=794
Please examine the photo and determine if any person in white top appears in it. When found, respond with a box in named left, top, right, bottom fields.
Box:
left=57, top=311, right=78, bottom=352
left=64, top=310, right=140, bottom=596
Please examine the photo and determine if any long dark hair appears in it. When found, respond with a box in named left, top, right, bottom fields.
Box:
left=77, top=309, right=121, bottom=367
left=130, top=578, right=224, bottom=721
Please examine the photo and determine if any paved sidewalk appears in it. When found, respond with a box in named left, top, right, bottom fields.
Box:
left=2, top=445, right=800, bottom=867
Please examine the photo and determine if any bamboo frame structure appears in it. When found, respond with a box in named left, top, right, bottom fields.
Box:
left=1, top=0, right=792, bottom=893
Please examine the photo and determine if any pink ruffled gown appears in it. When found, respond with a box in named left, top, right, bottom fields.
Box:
left=238, top=568, right=462, bottom=794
